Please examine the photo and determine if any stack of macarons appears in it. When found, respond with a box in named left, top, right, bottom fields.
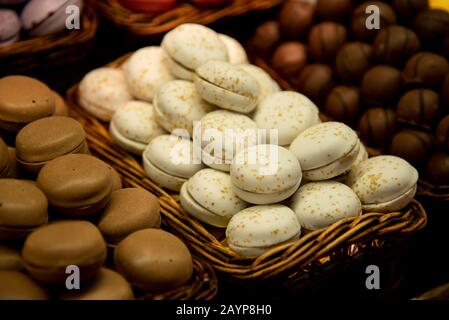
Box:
left=0, top=0, right=84, bottom=47
left=0, top=75, right=197, bottom=300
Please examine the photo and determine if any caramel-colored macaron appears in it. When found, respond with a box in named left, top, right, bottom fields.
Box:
left=98, top=188, right=161, bottom=245
left=52, top=91, right=69, bottom=117
left=22, top=220, right=107, bottom=285
left=0, top=179, right=48, bottom=241
left=59, top=268, right=134, bottom=300
left=0, top=244, right=23, bottom=271
left=16, top=116, right=89, bottom=174
left=108, top=165, right=122, bottom=192
left=0, top=271, right=49, bottom=300
left=0, top=75, right=55, bottom=132
left=4, top=147, right=20, bottom=178
left=114, top=229, right=193, bottom=292
left=0, top=136, right=8, bottom=177
left=37, top=154, right=113, bottom=217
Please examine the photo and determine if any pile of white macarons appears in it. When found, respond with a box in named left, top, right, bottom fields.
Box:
left=78, top=23, right=419, bottom=258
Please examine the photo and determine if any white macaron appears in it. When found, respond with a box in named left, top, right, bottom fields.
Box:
left=346, top=155, right=418, bottom=213
left=230, top=144, right=302, bottom=204
left=238, top=64, right=280, bottom=104
left=123, top=46, right=174, bottom=102
left=253, top=91, right=321, bottom=146
left=200, top=110, right=257, bottom=172
left=142, top=135, right=204, bottom=192
left=154, top=80, right=215, bottom=135
left=109, top=101, right=165, bottom=155
left=78, top=67, right=133, bottom=121
left=161, top=23, right=228, bottom=80
left=219, top=34, right=248, bottom=65
left=290, top=122, right=360, bottom=181
left=194, top=60, right=261, bottom=114
left=226, top=204, right=301, bottom=257
left=290, top=181, right=362, bottom=231
left=180, top=168, right=248, bottom=228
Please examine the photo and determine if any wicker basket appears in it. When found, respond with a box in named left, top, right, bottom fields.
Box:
left=97, top=0, right=284, bottom=37
left=0, top=4, right=98, bottom=91
left=67, top=53, right=427, bottom=294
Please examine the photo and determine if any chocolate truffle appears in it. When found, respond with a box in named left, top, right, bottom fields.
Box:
left=294, top=64, right=334, bottom=103
left=373, top=26, right=420, bottom=66
left=37, top=154, right=113, bottom=217
left=393, top=0, right=429, bottom=19
left=98, top=188, right=161, bottom=245
left=361, top=65, right=402, bottom=106
left=358, top=108, right=396, bottom=151
left=316, top=0, right=353, bottom=21
left=403, top=52, right=449, bottom=88
left=425, top=153, right=449, bottom=185
left=324, top=86, right=360, bottom=126
left=0, top=179, right=48, bottom=241
left=0, top=76, right=55, bottom=133
left=0, top=244, right=23, bottom=271
left=335, top=42, right=372, bottom=82
left=414, top=9, right=449, bottom=51
left=114, top=229, right=193, bottom=292
left=351, top=2, right=397, bottom=42
left=271, top=42, right=307, bottom=78
left=250, top=21, right=281, bottom=57
left=15, top=116, right=89, bottom=174
left=443, top=73, right=449, bottom=108
left=436, top=115, right=449, bottom=151
left=59, top=268, right=135, bottom=300
left=308, top=22, right=348, bottom=63
left=0, top=271, right=49, bottom=300
left=279, top=0, right=315, bottom=39
left=390, top=129, right=433, bottom=167
left=396, top=89, right=440, bottom=129
left=22, top=220, right=107, bottom=285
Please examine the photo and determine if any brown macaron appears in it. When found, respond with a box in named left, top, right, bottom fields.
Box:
left=390, top=129, right=433, bottom=168
left=358, top=108, right=396, bottom=151
left=98, top=188, right=161, bottom=245
left=403, top=52, right=449, bottom=88
left=22, top=220, right=107, bottom=285
left=279, top=0, right=315, bottom=39
left=52, top=91, right=69, bottom=117
left=308, top=22, right=347, bottom=63
left=4, top=147, right=20, bottom=178
left=0, top=179, right=48, bottom=241
left=335, top=42, right=372, bottom=83
left=0, top=244, right=23, bottom=271
left=425, top=153, right=449, bottom=185
left=0, top=136, right=8, bottom=177
left=271, top=42, right=307, bottom=78
left=396, top=89, right=440, bottom=129
left=37, top=154, right=113, bottom=217
left=316, top=0, right=353, bottom=22
left=361, top=65, right=402, bottom=106
left=0, top=271, right=49, bottom=300
left=0, top=76, right=55, bottom=133
left=351, top=2, right=397, bottom=42
left=108, top=165, right=123, bottom=192
left=16, top=116, right=89, bottom=174
left=294, top=64, right=334, bottom=103
left=436, top=115, right=449, bottom=151
left=59, top=268, right=134, bottom=300
left=324, top=86, right=360, bottom=126
left=114, top=229, right=193, bottom=292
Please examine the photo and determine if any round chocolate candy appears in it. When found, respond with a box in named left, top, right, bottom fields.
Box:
left=414, top=9, right=449, bottom=52
left=425, top=153, right=449, bottom=185
left=358, top=108, right=396, bottom=151
left=396, top=89, right=440, bottom=129
left=361, top=65, right=402, bottom=106
left=393, top=0, right=429, bottom=19
left=308, top=22, right=347, bottom=63
left=279, top=0, right=315, bottom=39
left=403, top=52, right=449, bottom=88
left=373, top=26, right=420, bottom=66
left=271, top=42, right=307, bottom=78
left=335, top=42, right=372, bottom=83
left=249, top=21, right=281, bottom=57
left=436, top=115, right=449, bottom=151
left=351, top=2, right=397, bottom=42
left=390, top=130, right=433, bottom=168
left=443, top=73, right=449, bottom=108
left=294, top=64, right=334, bottom=103
left=324, top=86, right=360, bottom=126
left=316, top=0, right=353, bottom=21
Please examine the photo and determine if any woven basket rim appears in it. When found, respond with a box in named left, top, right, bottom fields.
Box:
left=66, top=53, right=427, bottom=286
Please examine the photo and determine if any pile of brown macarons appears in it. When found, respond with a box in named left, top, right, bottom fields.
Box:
left=0, top=75, right=194, bottom=300
left=248, top=0, right=449, bottom=186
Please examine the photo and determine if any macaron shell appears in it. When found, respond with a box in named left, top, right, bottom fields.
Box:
left=290, top=122, right=359, bottom=171
left=123, top=47, right=174, bottom=102
left=109, top=121, right=148, bottom=155
left=238, top=64, right=280, bottom=103
left=52, top=90, right=69, bottom=116
left=154, top=80, right=215, bottom=135
left=142, top=152, right=187, bottom=191
left=0, top=137, right=8, bottom=174
left=226, top=204, right=301, bottom=248
left=347, top=155, right=419, bottom=205
left=201, top=149, right=231, bottom=172
left=0, top=244, right=23, bottom=271
left=165, top=55, right=195, bottom=80
left=291, top=181, right=362, bottom=230
left=219, top=34, right=248, bottom=65
left=187, top=168, right=248, bottom=217
left=0, top=271, right=49, bottom=300
left=362, top=184, right=417, bottom=213
left=253, top=91, right=320, bottom=146
left=0, top=9, right=20, bottom=43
